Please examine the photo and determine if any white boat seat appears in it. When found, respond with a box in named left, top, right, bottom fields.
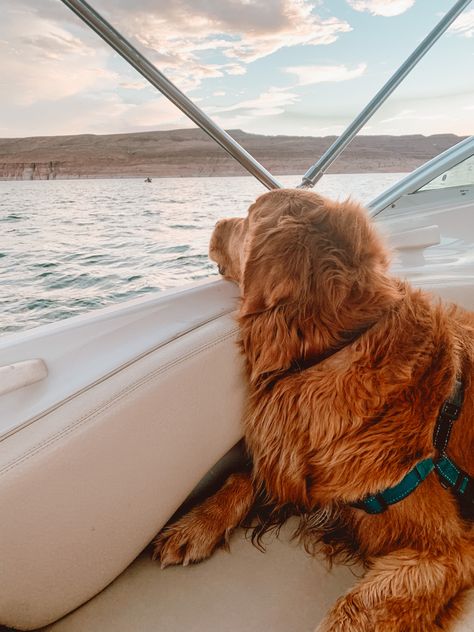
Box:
left=0, top=313, right=245, bottom=630
left=40, top=521, right=474, bottom=632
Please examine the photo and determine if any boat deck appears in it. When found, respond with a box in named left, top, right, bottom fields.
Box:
left=40, top=520, right=474, bottom=632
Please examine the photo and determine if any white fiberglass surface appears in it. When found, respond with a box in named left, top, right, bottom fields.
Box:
left=0, top=279, right=239, bottom=440
left=419, top=154, right=474, bottom=191
left=376, top=190, right=474, bottom=310
left=368, top=139, right=474, bottom=217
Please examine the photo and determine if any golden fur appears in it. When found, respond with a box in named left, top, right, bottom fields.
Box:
left=154, top=189, right=474, bottom=631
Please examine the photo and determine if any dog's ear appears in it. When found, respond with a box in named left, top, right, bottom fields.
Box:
left=239, top=190, right=391, bottom=318
left=240, top=218, right=315, bottom=316
left=240, top=198, right=342, bottom=317
left=237, top=192, right=399, bottom=380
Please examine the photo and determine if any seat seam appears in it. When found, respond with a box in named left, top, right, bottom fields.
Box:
left=0, top=327, right=239, bottom=478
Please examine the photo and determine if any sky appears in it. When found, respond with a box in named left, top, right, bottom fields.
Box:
left=1, top=0, right=473, bottom=138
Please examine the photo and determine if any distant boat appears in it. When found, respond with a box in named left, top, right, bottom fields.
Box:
left=144, top=177, right=152, bottom=183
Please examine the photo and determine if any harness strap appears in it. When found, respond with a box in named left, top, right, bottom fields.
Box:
left=433, top=379, right=464, bottom=452
left=435, top=454, right=474, bottom=503
left=352, top=458, right=435, bottom=514
left=354, top=378, right=473, bottom=515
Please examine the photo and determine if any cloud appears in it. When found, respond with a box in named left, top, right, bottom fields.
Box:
left=370, top=92, right=474, bottom=136
left=119, top=80, right=148, bottom=91
left=378, top=108, right=445, bottom=124
left=0, top=92, right=191, bottom=138
left=207, top=87, right=300, bottom=118
left=0, top=9, right=118, bottom=106
left=2, top=0, right=352, bottom=113
left=0, top=3, right=192, bottom=135
left=284, top=62, right=367, bottom=85
left=448, top=8, right=474, bottom=38
left=223, top=64, right=247, bottom=76
left=202, top=86, right=300, bottom=130
left=119, top=99, right=190, bottom=130
left=346, top=0, right=415, bottom=17
left=19, top=32, right=90, bottom=62
left=92, top=0, right=352, bottom=71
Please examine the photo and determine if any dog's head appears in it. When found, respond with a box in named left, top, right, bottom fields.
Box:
left=210, top=189, right=400, bottom=380
left=210, top=188, right=391, bottom=316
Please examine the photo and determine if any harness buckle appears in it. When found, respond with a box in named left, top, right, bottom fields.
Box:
left=438, top=476, right=451, bottom=490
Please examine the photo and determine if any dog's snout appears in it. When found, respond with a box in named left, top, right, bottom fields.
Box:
left=210, top=215, right=246, bottom=284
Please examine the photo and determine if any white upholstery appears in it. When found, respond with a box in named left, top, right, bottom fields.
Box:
left=43, top=521, right=357, bottom=632
left=0, top=315, right=245, bottom=630
left=42, top=522, right=474, bottom=632
left=0, top=280, right=240, bottom=441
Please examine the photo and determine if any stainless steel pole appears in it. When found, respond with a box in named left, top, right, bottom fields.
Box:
left=298, top=0, right=472, bottom=188
left=59, top=0, right=282, bottom=190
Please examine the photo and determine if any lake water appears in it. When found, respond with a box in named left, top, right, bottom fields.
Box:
left=0, top=173, right=403, bottom=336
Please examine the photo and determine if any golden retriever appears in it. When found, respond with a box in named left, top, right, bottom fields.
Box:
left=154, top=189, right=474, bottom=631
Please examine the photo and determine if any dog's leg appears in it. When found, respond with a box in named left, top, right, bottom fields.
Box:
left=316, top=546, right=471, bottom=632
left=153, top=472, right=254, bottom=567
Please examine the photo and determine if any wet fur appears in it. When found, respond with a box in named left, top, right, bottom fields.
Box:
left=155, top=189, right=474, bottom=631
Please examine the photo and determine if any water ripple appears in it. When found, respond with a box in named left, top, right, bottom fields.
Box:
left=0, top=174, right=402, bottom=336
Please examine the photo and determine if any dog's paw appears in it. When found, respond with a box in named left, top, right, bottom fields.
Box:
left=152, top=512, right=231, bottom=568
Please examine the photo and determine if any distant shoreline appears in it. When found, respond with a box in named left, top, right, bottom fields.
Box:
left=0, top=129, right=465, bottom=181
left=0, top=169, right=410, bottom=182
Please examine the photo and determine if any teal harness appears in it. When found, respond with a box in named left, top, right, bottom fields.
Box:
left=354, top=380, right=474, bottom=514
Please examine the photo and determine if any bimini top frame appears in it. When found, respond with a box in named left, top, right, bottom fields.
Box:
left=61, top=0, right=471, bottom=194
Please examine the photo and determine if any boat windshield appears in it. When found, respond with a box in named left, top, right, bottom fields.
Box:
left=418, top=155, right=474, bottom=191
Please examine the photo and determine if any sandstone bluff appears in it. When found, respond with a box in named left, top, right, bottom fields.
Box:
left=0, top=129, right=465, bottom=180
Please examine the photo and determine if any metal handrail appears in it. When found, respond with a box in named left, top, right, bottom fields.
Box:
left=298, top=0, right=472, bottom=189
left=368, top=135, right=474, bottom=216
left=59, top=0, right=282, bottom=190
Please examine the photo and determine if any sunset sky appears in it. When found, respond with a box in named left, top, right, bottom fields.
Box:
left=1, top=0, right=473, bottom=138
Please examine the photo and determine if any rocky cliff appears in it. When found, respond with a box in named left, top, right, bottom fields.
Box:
left=0, top=161, right=61, bottom=180
left=0, top=129, right=466, bottom=180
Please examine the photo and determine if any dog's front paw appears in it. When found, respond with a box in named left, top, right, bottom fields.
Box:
left=153, top=512, right=231, bottom=568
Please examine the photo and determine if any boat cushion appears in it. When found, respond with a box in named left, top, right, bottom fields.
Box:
left=0, top=314, right=245, bottom=630
left=41, top=521, right=474, bottom=632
